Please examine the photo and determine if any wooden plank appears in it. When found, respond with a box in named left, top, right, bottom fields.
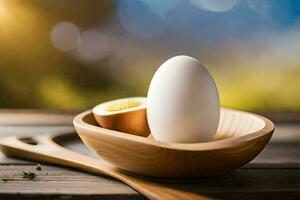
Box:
left=0, top=165, right=137, bottom=195
left=248, top=141, right=300, bottom=168
left=0, top=109, right=76, bottom=126
left=0, top=111, right=299, bottom=199
left=0, top=165, right=299, bottom=199
left=270, top=124, right=300, bottom=142
left=0, top=126, right=73, bottom=138
left=247, top=123, right=300, bottom=168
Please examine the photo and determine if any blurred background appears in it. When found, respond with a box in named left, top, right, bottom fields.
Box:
left=0, top=0, right=299, bottom=111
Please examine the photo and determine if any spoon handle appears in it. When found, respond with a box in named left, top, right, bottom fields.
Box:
left=0, top=135, right=207, bottom=200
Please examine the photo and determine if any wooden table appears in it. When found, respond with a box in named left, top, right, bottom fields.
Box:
left=0, top=110, right=299, bottom=199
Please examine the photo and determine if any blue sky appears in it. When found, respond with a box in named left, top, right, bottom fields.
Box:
left=117, top=0, right=300, bottom=44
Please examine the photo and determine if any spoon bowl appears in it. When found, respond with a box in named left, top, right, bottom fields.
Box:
left=73, top=108, right=274, bottom=180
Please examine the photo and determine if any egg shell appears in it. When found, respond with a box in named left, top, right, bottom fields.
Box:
left=93, top=97, right=150, bottom=137
left=147, top=55, right=220, bottom=143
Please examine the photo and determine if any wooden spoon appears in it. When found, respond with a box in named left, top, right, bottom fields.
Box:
left=0, top=133, right=210, bottom=200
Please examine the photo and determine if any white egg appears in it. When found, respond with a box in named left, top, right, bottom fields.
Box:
left=147, top=55, right=220, bottom=143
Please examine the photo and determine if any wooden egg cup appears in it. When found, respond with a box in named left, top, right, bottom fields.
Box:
left=73, top=108, right=275, bottom=180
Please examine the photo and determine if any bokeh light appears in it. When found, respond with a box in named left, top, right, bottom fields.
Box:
left=77, top=30, right=109, bottom=62
left=1, top=0, right=300, bottom=111
left=190, top=0, right=239, bottom=12
left=51, top=22, right=80, bottom=52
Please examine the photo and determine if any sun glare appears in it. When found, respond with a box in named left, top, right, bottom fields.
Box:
left=0, top=0, right=8, bottom=18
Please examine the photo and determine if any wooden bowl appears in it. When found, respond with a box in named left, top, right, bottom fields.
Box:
left=73, top=108, right=274, bottom=180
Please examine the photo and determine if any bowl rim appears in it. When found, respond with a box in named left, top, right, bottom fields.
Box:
left=73, top=108, right=275, bottom=151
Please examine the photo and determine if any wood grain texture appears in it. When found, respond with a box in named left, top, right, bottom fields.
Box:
left=1, top=123, right=299, bottom=166
left=0, top=124, right=299, bottom=199
left=0, top=133, right=212, bottom=200
left=1, top=165, right=299, bottom=200
left=0, top=110, right=300, bottom=200
left=0, top=109, right=75, bottom=125
left=74, top=109, right=274, bottom=179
